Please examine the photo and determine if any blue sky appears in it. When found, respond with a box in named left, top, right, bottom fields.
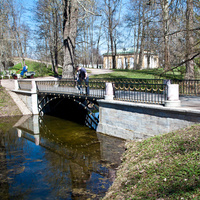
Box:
left=15, top=0, right=131, bottom=56
left=17, top=0, right=36, bottom=29
left=15, top=0, right=37, bottom=57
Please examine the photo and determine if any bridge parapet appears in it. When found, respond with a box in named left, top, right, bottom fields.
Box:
left=14, top=80, right=39, bottom=115
left=15, top=79, right=181, bottom=107
left=13, top=79, right=185, bottom=132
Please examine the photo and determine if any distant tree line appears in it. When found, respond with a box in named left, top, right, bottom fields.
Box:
left=0, top=0, right=199, bottom=79
left=0, top=0, right=30, bottom=69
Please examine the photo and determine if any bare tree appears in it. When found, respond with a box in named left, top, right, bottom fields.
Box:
left=95, top=15, right=104, bottom=68
left=35, top=0, right=63, bottom=76
left=185, top=0, right=195, bottom=78
left=0, top=0, right=12, bottom=70
left=10, top=2, right=30, bottom=67
left=62, top=0, right=78, bottom=78
left=160, top=0, right=170, bottom=70
left=62, top=0, right=102, bottom=77
left=0, top=0, right=30, bottom=69
left=138, top=2, right=146, bottom=69
left=102, top=0, right=122, bottom=69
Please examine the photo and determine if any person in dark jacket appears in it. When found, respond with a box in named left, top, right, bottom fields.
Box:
left=76, top=66, right=89, bottom=95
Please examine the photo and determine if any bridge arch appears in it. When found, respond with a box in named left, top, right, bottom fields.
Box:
left=38, top=93, right=99, bottom=130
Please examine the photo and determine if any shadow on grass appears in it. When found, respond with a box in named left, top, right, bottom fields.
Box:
left=91, top=68, right=184, bottom=80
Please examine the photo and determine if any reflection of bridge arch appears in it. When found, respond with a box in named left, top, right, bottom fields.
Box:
left=15, top=127, right=114, bottom=180
left=38, top=92, right=99, bottom=130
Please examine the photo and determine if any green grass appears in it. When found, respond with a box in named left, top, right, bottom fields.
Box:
left=90, top=68, right=185, bottom=80
left=8, top=59, right=185, bottom=80
left=7, top=58, right=200, bottom=80
left=103, top=124, right=200, bottom=199
left=9, top=60, right=60, bottom=77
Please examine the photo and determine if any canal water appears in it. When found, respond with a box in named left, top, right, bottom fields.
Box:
left=0, top=115, right=125, bottom=200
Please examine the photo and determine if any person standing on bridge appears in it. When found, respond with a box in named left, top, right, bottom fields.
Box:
left=76, top=65, right=89, bottom=95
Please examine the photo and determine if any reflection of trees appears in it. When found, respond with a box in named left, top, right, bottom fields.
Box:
left=37, top=119, right=125, bottom=198
left=38, top=133, right=102, bottom=198
left=97, top=133, right=125, bottom=166
left=18, top=123, right=103, bottom=198
left=2, top=114, right=126, bottom=199
left=0, top=129, right=28, bottom=199
left=0, top=129, right=9, bottom=198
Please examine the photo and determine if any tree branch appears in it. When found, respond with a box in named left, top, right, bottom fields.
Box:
left=77, top=0, right=101, bottom=16
left=159, top=52, right=200, bottom=77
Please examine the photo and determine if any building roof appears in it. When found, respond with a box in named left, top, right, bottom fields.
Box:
left=103, top=48, right=157, bottom=56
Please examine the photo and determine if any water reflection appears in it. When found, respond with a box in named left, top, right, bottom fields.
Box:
left=0, top=115, right=125, bottom=200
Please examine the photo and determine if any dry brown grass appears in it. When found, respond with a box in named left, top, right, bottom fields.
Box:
left=0, top=86, right=22, bottom=117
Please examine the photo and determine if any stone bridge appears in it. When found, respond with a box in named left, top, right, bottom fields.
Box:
left=12, top=79, right=200, bottom=140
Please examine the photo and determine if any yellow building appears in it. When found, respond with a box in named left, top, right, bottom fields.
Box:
left=103, top=49, right=159, bottom=69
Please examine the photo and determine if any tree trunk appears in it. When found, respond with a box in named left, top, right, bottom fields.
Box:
left=63, top=0, right=78, bottom=79
left=96, top=19, right=102, bottom=69
left=185, top=0, right=194, bottom=79
left=54, top=6, right=59, bottom=76
left=135, top=2, right=141, bottom=70
left=162, top=0, right=170, bottom=70
left=138, top=7, right=145, bottom=70
left=109, top=11, right=116, bottom=69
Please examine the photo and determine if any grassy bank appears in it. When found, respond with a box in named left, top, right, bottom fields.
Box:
left=103, top=125, right=200, bottom=199
left=5, top=59, right=62, bottom=78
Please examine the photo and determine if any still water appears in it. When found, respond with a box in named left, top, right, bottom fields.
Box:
left=0, top=115, right=125, bottom=200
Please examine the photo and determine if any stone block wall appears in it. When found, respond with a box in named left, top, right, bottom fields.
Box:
left=97, top=100, right=200, bottom=140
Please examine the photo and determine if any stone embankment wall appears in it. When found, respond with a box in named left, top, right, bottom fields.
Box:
left=97, top=100, right=200, bottom=140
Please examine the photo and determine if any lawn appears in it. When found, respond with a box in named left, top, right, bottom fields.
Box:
left=103, top=124, right=200, bottom=199
left=7, top=58, right=187, bottom=80
left=90, top=68, right=185, bottom=80
left=5, top=58, right=200, bottom=80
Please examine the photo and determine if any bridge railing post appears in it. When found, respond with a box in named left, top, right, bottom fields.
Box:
left=165, top=82, right=181, bottom=107
left=31, top=80, right=39, bottom=115
left=15, top=80, right=19, bottom=90
left=31, top=80, right=37, bottom=93
left=104, top=82, right=114, bottom=100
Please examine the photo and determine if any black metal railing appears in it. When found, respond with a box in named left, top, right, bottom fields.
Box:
left=90, top=78, right=200, bottom=96
left=90, top=78, right=164, bottom=84
left=35, top=80, right=106, bottom=98
left=17, top=78, right=199, bottom=105
left=113, top=82, right=167, bottom=104
left=172, top=79, right=200, bottom=96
